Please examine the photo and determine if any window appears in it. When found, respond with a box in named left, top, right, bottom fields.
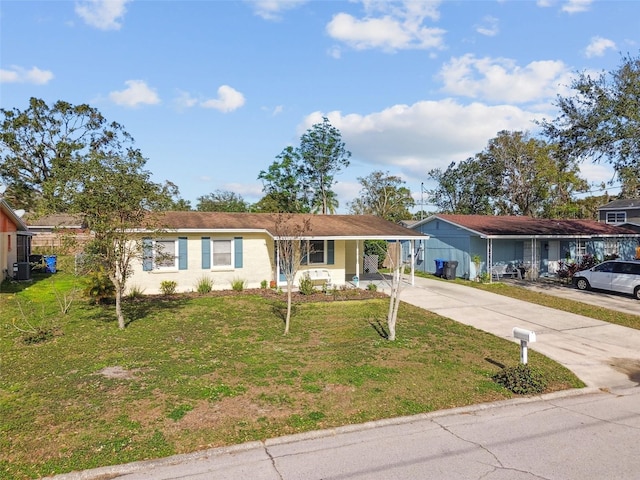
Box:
left=143, top=237, right=187, bottom=271
left=302, top=239, right=326, bottom=265
left=575, top=239, right=586, bottom=259
left=201, top=237, right=243, bottom=270
left=594, top=261, right=614, bottom=273
left=212, top=239, right=232, bottom=267
left=604, top=239, right=619, bottom=257
left=155, top=239, right=177, bottom=269
left=606, top=212, right=626, bottom=224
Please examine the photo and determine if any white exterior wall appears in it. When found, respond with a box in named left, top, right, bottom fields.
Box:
left=126, top=233, right=274, bottom=295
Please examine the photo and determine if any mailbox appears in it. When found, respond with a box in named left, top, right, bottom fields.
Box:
left=512, top=327, right=536, bottom=343
left=513, top=327, right=536, bottom=364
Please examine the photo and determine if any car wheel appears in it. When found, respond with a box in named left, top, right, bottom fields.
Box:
left=575, top=278, right=590, bottom=291
left=635, top=286, right=640, bottom=301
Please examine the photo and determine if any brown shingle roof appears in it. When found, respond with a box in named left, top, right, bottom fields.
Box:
left=150, top=212, right=427, bottom=239
left=434, top=214, right=639, bottom=237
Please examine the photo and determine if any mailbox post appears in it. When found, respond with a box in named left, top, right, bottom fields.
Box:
left=512, top=327, right=536, bottom=364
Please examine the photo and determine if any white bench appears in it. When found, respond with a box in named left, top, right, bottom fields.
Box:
left=304, top=269, right=332, bottom=286
left=491, top=264, right=522, bottom=280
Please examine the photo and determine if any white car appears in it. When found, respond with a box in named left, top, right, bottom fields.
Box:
left=574, top=260, right=640, bottom=300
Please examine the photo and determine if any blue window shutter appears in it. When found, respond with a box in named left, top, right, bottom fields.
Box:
left=178, top=237, right=188, bottom=270
left=142, top=238, right=153, bottom=271
left=327, top=240, right=334, bottom=265
left=234, top=237, right=243, bottom=268
left=201, top=237, right=210, bottom=269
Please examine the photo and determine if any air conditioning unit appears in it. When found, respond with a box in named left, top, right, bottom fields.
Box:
left=13, top=262, right=31, bottom=281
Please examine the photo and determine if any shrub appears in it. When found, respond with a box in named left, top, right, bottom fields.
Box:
left=298, top=275, right=315, bottom=295
left=492, top=364, right=547, bottom=395
left=160, top=280, right=177, bottom=296
left=557, top=254, right=599, bottom=280
left=127, top=284, right=146, bottom=299
left=231, top=278, right=246, bottom=292
left=260, top=279, right=268, bottom=289
left=195, top=276, right=214, bottom=294
left=83, top=267, right=115, bottom=304
left=366, top=283, right=378, bottom=292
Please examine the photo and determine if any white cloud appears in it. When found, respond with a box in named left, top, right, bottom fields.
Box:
left=201, top=85, right=246, bottom=113
left=438, top=54, right=573, bottom=104
left=562, top=0, right=592, bottom=14
left=248, top=0, right=307, bottom=20
left=0, top=66, right=54, bottom=84
left=173, top=90, right=198, bottom=110
left=326, top=1, right=446, bottom=52
left=75, top=0, right=130, bottom=30
left=476, top=15, right=499, bottom=37
left=300, top=98, right=541, bottom=182
left=585, top=36, right=616, bottom=58
left=109, top=80, right=160, bottom=107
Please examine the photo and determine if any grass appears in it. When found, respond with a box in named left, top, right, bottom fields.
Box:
left=1, top=268, right=585, bottom=479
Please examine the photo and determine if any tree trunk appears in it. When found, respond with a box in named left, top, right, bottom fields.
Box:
left=115, top=286, right=125, bottom=330
left=284, top=283, right=292, bottom=335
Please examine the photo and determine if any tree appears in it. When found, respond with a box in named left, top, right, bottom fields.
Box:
left=258, top=146, right=311, bottom=213
left=539, top=53, right=640, bottom=182
left=272, top=214, right=313, bottom=335
left=169, top=198, right=192, bottom=211
left=426, top=131, right=588, bottom=217
left=258, top=118, right=351, bottom=214
left=196, top=190, right=249, bottom=212
left=348, top=170, right=414, bottom=222
left=52, top=150, right=176, bottom=329
left=426, top=157, right=498, bottom=214
left=479, top=131, right=587, bottom=216
left=298, top=117, right=351, bottom=214
left=0, top=97, right=134, bottom=211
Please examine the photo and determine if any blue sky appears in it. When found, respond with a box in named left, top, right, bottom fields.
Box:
left=1, top=0, right=638, bottom=213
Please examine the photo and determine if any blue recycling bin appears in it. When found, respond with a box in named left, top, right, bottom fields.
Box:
left=45, top=255, right=57, bottom=273
left=434, top=259, right=445, bottom=277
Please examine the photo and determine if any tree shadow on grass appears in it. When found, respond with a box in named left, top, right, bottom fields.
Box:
left=82, top=296, right=192, bottom=327
left=369, top=318, right=389, bottom=339
left=269, top=300, right=298, bottom=326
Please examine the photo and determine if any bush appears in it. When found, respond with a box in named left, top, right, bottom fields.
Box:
left=83, top=267, right=115, bottom=304
left=160, top=280, right=177, bottom=296
left=231, top=278, right=246, bottom=292
left=195, top=276, right=214, bottom=294
left=492, top=364, right=547, bottom=395
left=557, top=254, right=599, bottom=280
left=298, top=275, right=315, bottom=295
left=260, top=279, right=268, bottom=289
left=366, top=283, right=378, bottom=292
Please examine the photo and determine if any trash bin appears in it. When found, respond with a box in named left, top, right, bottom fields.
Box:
left=443, top=260, right=458, bottom=280
left=45, top=255, right=57, bottom=274
left=434, top=259, right=445, bottom=277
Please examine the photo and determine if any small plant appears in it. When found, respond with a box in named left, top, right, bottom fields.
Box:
left=160, top=280, right=177, bottom=296
left=298, top=275, right=315, bottom=295
left=471, top=254, right=482, bottom=281
left=270, top=280, right=277, bottom=289
left=11, top=299, right=61, bottom=345
left=366, top=283, right=378, bottom=292
left=231, top=278, right=246, bottom=292
left=195, top=276, right=214, bottom=294
left=260, top=279, right=268, bottom=289
left=479, top=271, right=491, bottom=283
left=492, top=364, right=547, bottom=395
left=127, top=284, right=146, bottom=299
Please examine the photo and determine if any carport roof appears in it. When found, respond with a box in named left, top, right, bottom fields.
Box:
left=420, top=214, right=639, bottom=238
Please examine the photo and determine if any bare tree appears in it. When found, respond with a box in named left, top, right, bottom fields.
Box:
left=273, top=214, right=313, bottom=335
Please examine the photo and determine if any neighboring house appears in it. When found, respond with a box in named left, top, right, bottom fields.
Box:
left=598, top=199, right=640, bottom=230
left=24, top=213, right=91, bottom=253
left=127, top=212, right=428, bottom=295
left=0, top=198, right=32, bottom=282
left=408, top=214, right=640, bottom=281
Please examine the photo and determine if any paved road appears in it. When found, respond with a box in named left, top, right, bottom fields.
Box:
left=47, top=387, right=640, bottom=480
left=46, top=276, right=640, bottom=480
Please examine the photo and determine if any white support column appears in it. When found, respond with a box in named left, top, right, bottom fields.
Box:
left=410, top=240, right=415, bottom=286
left=355, top=240, right=360, bottom=279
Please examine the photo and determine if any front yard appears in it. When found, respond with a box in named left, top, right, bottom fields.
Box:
left=1, top=269, right=582, bottom=479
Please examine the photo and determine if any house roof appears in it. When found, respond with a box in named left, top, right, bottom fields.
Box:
left=148, top=212, right=428, bottom=240
left=24, top=213, right=85, bottom=228
left=420, top=214, right=639, bottom=238
left=598, top=199, right=640, bottom=210
left=0, top=198, right=29, bottom=232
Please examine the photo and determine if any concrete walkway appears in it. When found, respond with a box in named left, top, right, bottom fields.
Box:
left=372, top=275, right=640, bottom=390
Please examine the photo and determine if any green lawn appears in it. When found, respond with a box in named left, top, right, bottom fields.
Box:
left=1, top=268, right=583, bottom=479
